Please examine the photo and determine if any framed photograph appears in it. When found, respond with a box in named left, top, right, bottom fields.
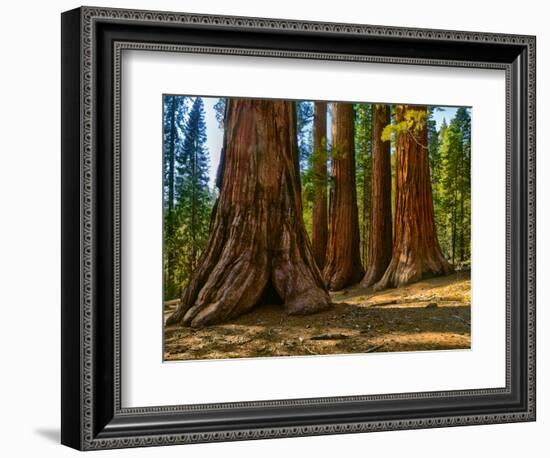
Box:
left=61, top=6, right=536, bottom=450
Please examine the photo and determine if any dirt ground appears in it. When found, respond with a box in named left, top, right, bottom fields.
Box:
left=164, top=271, right=471, bottom=361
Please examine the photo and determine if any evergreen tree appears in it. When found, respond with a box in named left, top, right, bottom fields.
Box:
left=446, top=108, right=471, bottom=264
left=432, top=117, right=448, bottom=256
left=162, top=95, right=188, bottom=299
left=440, top=121, right=461, bottom=264
left=354, top=103, right=373, bottom=268
left=175, top=97, right=212, bottom=288
left=453, top=107, right=471, bottom=264
left=213, top=97, right=226, bottom=128
left=427, top=108, right=441, bottom=184
left=296, top=101, right=315, bottom=170
left=436, top=108, right=471, bottom=265
left=296, top=101, right=315, bottom=236
left=311, top=102, right=328, bottom=269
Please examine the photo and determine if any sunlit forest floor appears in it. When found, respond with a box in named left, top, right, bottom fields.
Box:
left=163, top=271, right=470, bottom=361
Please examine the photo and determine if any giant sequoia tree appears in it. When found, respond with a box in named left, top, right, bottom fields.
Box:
left=361, top=104, right=392, bottom=287
left=375, top=105, right=451, bottom=289
left=311, top=101, right=328, bottom=269
left=323, top=103, right=364, bottom=290
left=167, top=99, right=330, bottom=327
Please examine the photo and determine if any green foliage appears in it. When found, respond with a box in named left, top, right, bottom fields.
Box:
left=354, top=103, right=373, bottom=267
left=427, top=107, right=442, bottom=172
left=432, top=108, right=471, bottom=265
left=296, top=101, right=315, bottom=171
left=163, top=97, right=471, bottom=300
left=297, top=101, right=315, bottom=237
left=381, top=108, right=428, bottom=143
left=163, top=95, right=189, bottom=208
left=213, top=97, right=226, bottom=129
left=430, top=115, right=445, bottom=250
left=302, top=183, right=314, bottom=240
left=163, top=96, right=214, bottom=300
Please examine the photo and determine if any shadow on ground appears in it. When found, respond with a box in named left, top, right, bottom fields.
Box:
left=164, top=272, right=471, bottom=360
left=35, top=428, right=59, bottom=443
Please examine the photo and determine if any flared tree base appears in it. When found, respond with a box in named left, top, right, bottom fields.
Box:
left=167, top=99, right=330, bottom=327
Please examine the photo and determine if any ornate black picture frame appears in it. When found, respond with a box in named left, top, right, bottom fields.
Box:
left=61, top=6, right=536, bottom=450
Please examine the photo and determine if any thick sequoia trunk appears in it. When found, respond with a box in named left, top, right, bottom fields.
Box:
left=361, top=105, right=392, bottom=287
left=311, top=101, right=328, bottom=269
left=323, top=103, right=364, bottom=290
left=166, top=99, right=330, bottom=327
left=375, top=105, right=452, bottom=289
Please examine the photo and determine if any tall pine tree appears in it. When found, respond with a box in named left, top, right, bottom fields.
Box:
left=431, top=108, right=471, bottom=266
left=296, top=101, right=315, bottom=237
left=163, top=95, right=188, bottom=299
left=453, top=107, right=471, bottom=264
left=175, top=97, right=212, bottom=282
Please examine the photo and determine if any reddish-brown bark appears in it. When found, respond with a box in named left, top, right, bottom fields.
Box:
left=361, top=104, right=393, bottom=287
left=323, top=102, right=365, bottom=291
left=375, top=105, right=452, bottom=289
left=311, top=102, right=328, bottom=269
left=166, top=99, right=330, bottom=327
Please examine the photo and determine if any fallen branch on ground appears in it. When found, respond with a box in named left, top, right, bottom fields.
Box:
left=365, top=344, right=385, bottom=353
left=451, top=314, right=471, bottom=326
left=302, top=345, right=319, bottom=355
left=310, top=333, right=350, bottom=340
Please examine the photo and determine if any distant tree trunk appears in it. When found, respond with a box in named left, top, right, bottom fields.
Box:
left=361, top=163, right=370, bottom=268
left=459, top=191, right=465, bottom=263
left=190, top=139, right=197, bottom=271
left=361, top=105, right=392, bottom=287
left=375, top=105, right=452, bottom=289
left=458, top=156, right=465, bottom=263
left=451, top=155, right=459, bottom=266
left=167, top=99, right=330, bottom=327
left=323, top=102, right=364, bottom=290
left=311, top=101, right=328, bottom=269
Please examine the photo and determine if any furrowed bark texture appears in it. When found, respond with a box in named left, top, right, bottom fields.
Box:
left=375, top=105, right=452, bottom=290
left=361, top=104, right=392, bottom=287
left=166, top=99, right=330, bottom=327
left=323, top=102, right=364, bottom=291
left=311, top=101, right=328, bottom=269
